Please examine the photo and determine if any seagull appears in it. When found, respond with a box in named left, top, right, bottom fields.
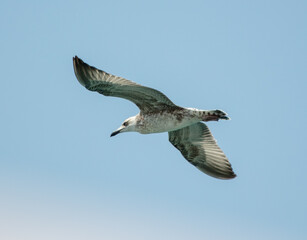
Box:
left=73, top=56, right=236, bottom=179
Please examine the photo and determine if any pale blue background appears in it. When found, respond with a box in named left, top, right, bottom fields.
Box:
left=1, top=1, right=306, bottom=239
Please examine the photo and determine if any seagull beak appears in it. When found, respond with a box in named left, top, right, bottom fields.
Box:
left=110, top=129, right=121, bottom=137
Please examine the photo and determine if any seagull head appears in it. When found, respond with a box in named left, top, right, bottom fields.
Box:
left=110, top=116, right=137, bottom=137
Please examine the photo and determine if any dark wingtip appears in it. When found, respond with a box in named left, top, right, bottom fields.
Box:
left=73, top=56, right=88, bottom=87
left=73, top=55, right=78, bottom=62
left=218, top=172, right=237, bottom=180
left=222, top=167, right=237, bottom=180
left=73, top=55, right=78, bottom=67
left=230, top=172, right=237, bottom=179
left=208, top=165, right=237, bottom=180
left=228, top=169, right=237, bottom=179
left=73, top=55, right=83, bottom=65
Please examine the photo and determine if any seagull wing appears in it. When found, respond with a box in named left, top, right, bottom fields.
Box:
left=73, top=56, right=177, bottom=113
left=168, top=122, right=236, bottom=179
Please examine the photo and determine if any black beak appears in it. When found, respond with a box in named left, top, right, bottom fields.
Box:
left=110, top=130, right=121, bottom=137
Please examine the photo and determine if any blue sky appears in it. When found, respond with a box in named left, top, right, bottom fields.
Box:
left=1, top=0, right=306, bottom=239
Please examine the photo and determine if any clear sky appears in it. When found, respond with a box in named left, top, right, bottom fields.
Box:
left=1, top=0, right=306, bottom=239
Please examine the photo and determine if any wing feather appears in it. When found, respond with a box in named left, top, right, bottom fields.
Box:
left=73, top=56, right=177, bottom=113
left=168, top=122, right=236, bottom=179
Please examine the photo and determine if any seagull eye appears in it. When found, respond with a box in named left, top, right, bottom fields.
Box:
left=123, top=121, right=128, bottom=127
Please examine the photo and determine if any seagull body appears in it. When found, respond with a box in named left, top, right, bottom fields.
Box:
left=117, top=108, right=210, bottom=135
left=73, top=56, right=236, bottom=179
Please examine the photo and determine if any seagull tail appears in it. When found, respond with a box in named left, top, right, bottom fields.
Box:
left=202, top=110, right=230, bottom=122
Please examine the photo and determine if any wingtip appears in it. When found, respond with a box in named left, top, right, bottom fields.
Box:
left=197, top=166, right=237, bottom=180
left=230, top=172, right=237, bottom=179
left=73, top=55, right=80, bottom=64
left=228, top=169, right=237, bottom=179
left=218, top=171, right=237, bottom=180
left=72, top=56, right=78, bottom=69
left=223, top=167, right=237, bottom=180
left=72, top=55, right=87, bottom=87
left=216, top=172, right=237, bottom=180
left=72, top=55, right=78, bottom=70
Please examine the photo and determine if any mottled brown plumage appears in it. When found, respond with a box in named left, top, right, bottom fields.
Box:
left=169, top=123, right=236, bottom=179
left=73, top=56, right=236, bottom=179
left=73, top=56, right=177, bottom=114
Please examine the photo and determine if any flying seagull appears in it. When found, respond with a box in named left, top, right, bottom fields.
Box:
left=73, top=56, right=236, bottom=179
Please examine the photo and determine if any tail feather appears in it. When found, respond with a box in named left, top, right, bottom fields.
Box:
left=202, top=110, right=230, bottom=122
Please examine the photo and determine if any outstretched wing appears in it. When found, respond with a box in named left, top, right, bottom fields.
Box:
left=73, top=56, right=177, bottom=113
left=169, top=122, right=236, bottom=179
